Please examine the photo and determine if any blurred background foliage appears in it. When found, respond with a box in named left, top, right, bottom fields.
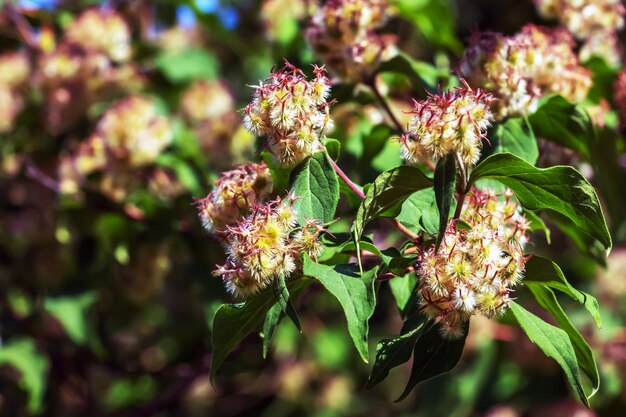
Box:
left=0, top=0, right=625, bottom=416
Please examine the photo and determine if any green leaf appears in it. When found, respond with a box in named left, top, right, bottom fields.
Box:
left=261, top=303, right=282, bottom=359
left=44, top=292, right=97, bottom=345
left=469, top=153, right=611, bottom=253
left=302, top=257, right=378, bottom=362
left=528, top=95, right=594, bottom=158
left=353, top=166, right=432, bottom=242
left=262, top=151, right=292, bottom=195
left=489, top=117, right=538, bottom=164
left=376, top=52, right=442, bottom=91
left=526, top=285, right=600, bottom=399
left=523, top=256, right=601, bottom=327
left=508, top=302, right=588, bottom=407
left=155, top=48, right=218, bottom=83
left=365, top=313, right=427, bottom=390
left=0, top=337, right=50, bottom=413
left=434, top=153, right=457, bottom=248
left=522, top=208, right=551, bottom=244
left=396, top=189, right=439, bottom=236
left=272, top=274, right=301, bottom=332
left=388, top=274, right=419, bottom=316
left=210, top=278, right=311, bottom=380
left=360, top=124, right=394, bottom=170
left=156, top=154, right=203, bottom=196
left=396, top=318, right=468, bottom=401
left=290, top=152, right=340, bottom=225
left=323, top=138, right=341, bottom=161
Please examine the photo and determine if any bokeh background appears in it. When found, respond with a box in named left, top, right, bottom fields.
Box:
left=1, top=1, right=625, bottom=416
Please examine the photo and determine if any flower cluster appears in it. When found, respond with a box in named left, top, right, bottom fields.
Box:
left=196, top=162, right=273, bottom=234
left=59, top=96, right=173, bottom=201
left=180, top=80, right=251, bottom=168
left=400, top=85, right=496, bottom=167
left=35, top=9, right=143, bottom=134
left=458, top=25, right=592, bottom=119
left=417, top=188, right=531, bottom=339
left=64, top=8, right=132, bottom=62
left=213, top=195, right=325, bottom=297
left=534, top=0, right=625, bottom=40
left=305, top=0, right=397, bottom=81
left=243, top=62, right=333, bottom=167
left=0, top=52, right=30, bottom=133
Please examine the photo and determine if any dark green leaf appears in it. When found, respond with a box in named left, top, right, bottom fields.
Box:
left=261, top=303, right=282, bottom=359
left=353, top=166, right=432, bottom=242
left=210, top=278, right=311, bottom=380
left=469, top=153, right=611, bottom=253
left=365, top=313, right=427, bottom=389
left=290, top=152, right=340, bottom=225
left=526, top=285, right=600, bottom=399
left=528, top=95, right=594, bottom=158
left=434, top=153, right=457, bottom=248
left=522, top=208, right=551, bottom=244
left=262, top=151, right=292, bottom=195
left=508, top=302, right=588, bottom=407
left=272, top=274, right=301, bottom=331
left=302, top=258, right=378, bottom=362
left=523, top=256, right=601, bottom=327
left=396, top=318, right=468, bottom=401
left=489, top=117, right=538, bottom=164
left=376, top=52, right=442, bottom=91
left=0, top=337, right=50, bottom=413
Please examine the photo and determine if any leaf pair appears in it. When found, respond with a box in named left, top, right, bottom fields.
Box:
left=366, top=313, right=468, bottom=401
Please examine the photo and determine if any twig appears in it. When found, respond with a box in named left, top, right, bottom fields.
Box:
left=326, top=152, right=419, bottom=241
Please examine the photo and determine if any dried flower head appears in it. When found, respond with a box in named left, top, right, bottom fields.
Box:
left=65, top=8, right=132, bottom=62
left=400, top=84, right=496, bottom=167
left=0, top=52, right=30, bottom=89
left=579, top=32, right=622, bottom=67
left=95, top=96, right=172, bottom=167
left=417, top=187, right=531, bottom=339
left=214, top=195, right=327, bottom=297
left=243, top=62, right=333, bottom=167
left=306, top=0, right=396, bottom=80
left=534, top=0, right=625, bottom=40
left=0, top=86, right=24, bottom=134
left=58, top=97, right=172, bottom=200
left=459, top=25, right=592, bottom=119
left=196, top=162, right=273, bottom=234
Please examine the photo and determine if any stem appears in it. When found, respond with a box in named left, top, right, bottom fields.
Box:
left=326, top=152, right=419, bottom=241
left=367, top=78, right=404, bottom=133
left=367, top=77, right=436, bottom=171
left=327, top=153, right=365, bottom=199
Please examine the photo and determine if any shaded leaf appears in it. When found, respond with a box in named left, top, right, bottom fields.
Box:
left=489, top=117, right=538, bottom=164
left=272, top=274, right=301, bottom=331
left=261, top=303, right=282, bottom=359
left=434, top=153, right=457, bottom=248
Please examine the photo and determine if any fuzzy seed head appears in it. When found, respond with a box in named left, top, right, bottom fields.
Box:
left=401, top=85, right=496, bottom=167
left=196, top=162, right=273, bottom=234
left=534, top=0, right=625, bottom=40
left=306, top=0, right=397, bottom=81
left=417, top=187, right=532, bottom=337
left=243, top=62, right=333, bottom=167
left=459, top=25, right=592, bottom=119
